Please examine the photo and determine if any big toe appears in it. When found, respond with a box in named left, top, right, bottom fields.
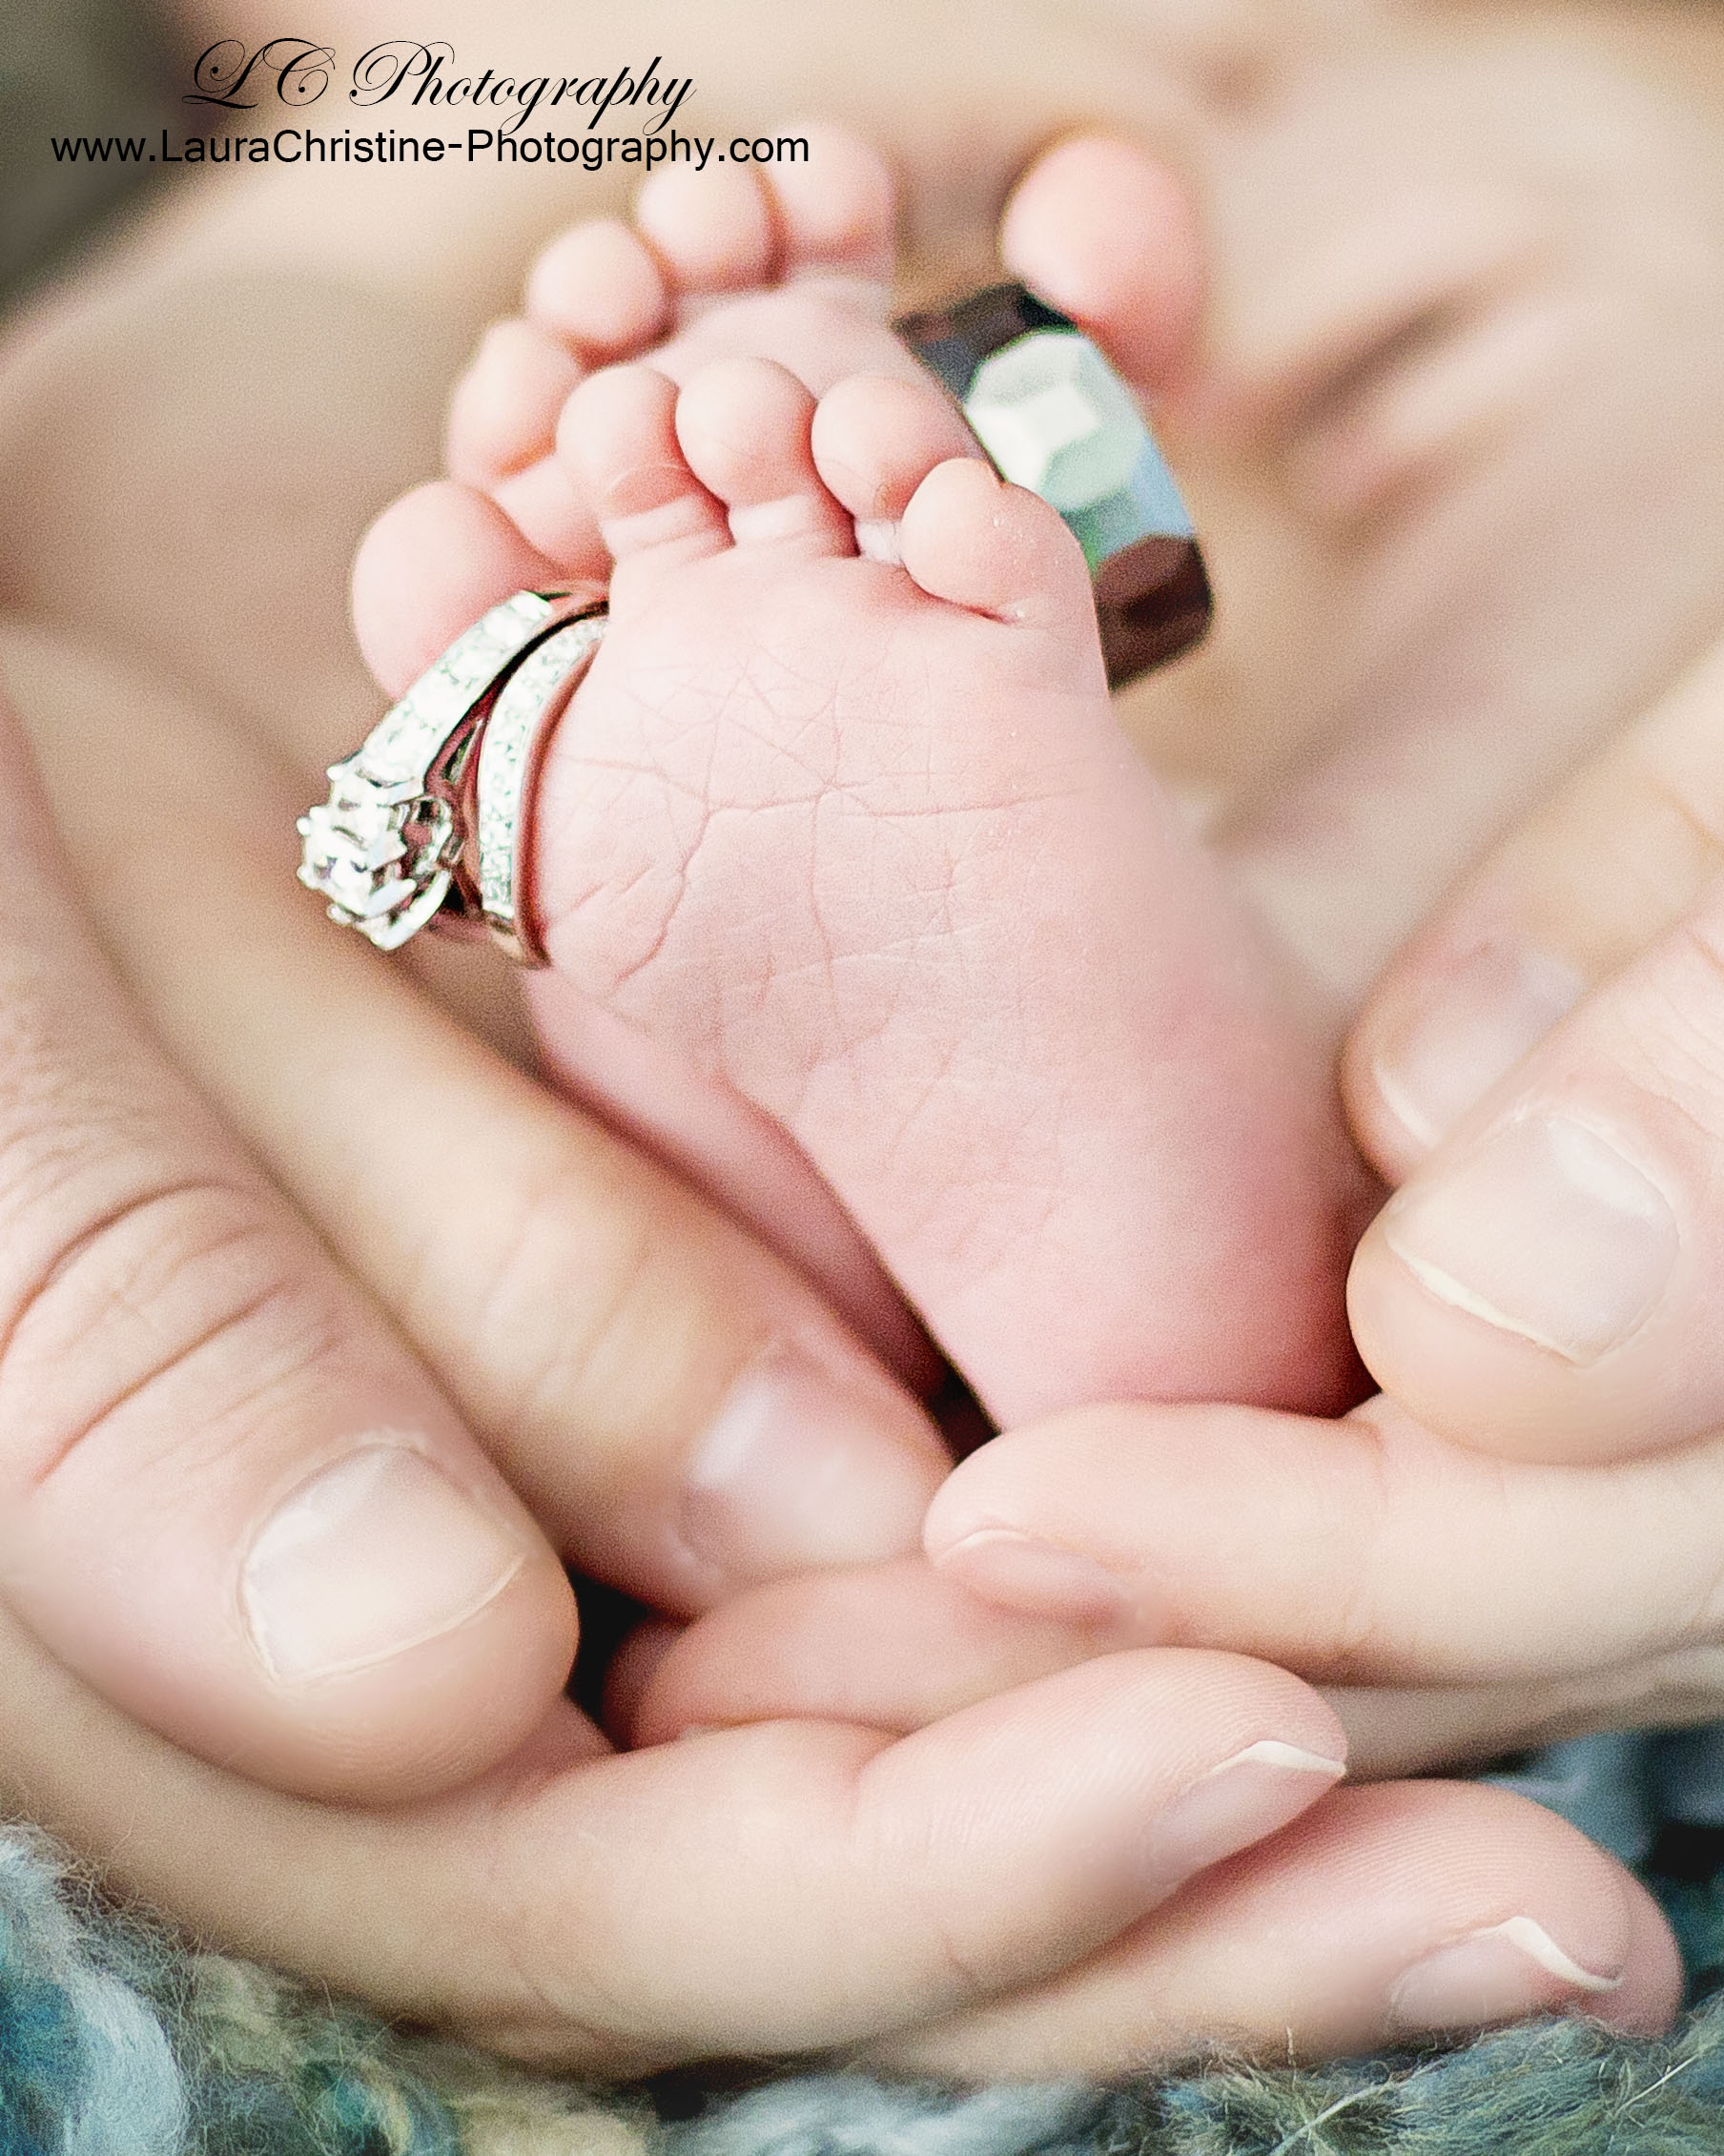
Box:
left=351, top=481, right=559, bottom=697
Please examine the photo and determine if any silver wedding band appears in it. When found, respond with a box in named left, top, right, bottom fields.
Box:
left=297, top=586, right=606, bottom=965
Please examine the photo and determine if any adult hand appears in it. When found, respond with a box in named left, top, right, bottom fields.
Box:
left=0, top=368, right=1678, bottom=2096
left=917, top=697, right=1724, bottom=1759
left=0, top=643, right=1404, bottom=2074
left=0, top=620, right=954, bottom=1795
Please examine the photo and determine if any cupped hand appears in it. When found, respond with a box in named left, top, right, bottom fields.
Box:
left=0, top=494, right=1681, bottom=2090
left=0, top=644, right=1400, bottom=2072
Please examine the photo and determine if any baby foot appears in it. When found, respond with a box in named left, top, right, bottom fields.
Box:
left=355, top=123, right=1205, bottom=696
left=454, top=129, right=920, bottom=580
left=512, top=356, right=1362, bottom=1423
left=355, top=128, right=925, bottom=694
left=353, top=123, right=1229, bottom=1383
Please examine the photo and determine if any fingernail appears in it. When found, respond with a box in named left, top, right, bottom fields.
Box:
left=1374, top=942, right=1583, bottom=1148
left=243, top=1443, right=528, bottom=1683
left=1382, top=1114, right=1677, bottom=1362
left=933, top=1528, right=1133, bottom=1623
left=680, top=1348, right=941, bottom=1583
left=1389, top=1918, right=1622, bottom=2032
left=1142, top=1740, right=1345, bottom=1890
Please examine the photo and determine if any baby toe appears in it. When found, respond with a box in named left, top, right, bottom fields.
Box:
left=447, top=318, right=582, bottom=488
left=558, top=362, right=729, bottom=567
left=762, top=123, right=898, bottom=287
left=811, top=372, right=980, bottom=555
left=814, top=368, right=1100, bottom=644
left=351, top=480, right=558, bottom=697
left=488, top=456, right=608, bottom=578
left=636, top=161, right=779, bottom=308
left=674, top=357, right=853, bottom=557
left=524, top=216, right=672, bottom=362
left=900, top=457, right=1099, bottom=653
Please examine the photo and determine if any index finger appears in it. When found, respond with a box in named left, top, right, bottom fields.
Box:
left=923, top=1395, right=1724, bottom=1689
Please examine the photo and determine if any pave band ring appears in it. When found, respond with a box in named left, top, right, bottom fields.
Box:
left=298, top=585, right=606, bottom=965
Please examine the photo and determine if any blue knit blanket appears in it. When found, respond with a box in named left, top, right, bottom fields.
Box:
left=10, top=1729, right=1724, bottom=2155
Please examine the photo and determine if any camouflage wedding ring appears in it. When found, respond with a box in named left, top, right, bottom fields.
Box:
left=895, top=282, right=1211, bottom=685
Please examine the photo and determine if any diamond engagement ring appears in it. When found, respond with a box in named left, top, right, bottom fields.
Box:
left=298, top=586, right=606, bottom=965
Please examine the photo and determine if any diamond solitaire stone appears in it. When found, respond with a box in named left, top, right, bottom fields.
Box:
left=894, top=282, right=1211, bottom=685
left=298, top=589, right=565, bottom=952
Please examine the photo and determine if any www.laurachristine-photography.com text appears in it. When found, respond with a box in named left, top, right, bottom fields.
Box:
left=48, top=36, right=809, bottom=173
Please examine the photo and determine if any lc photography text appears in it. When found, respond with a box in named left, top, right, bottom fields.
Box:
left=47, top=37, right=812, bottom=173
left=186, top=37, right=698, bottom=135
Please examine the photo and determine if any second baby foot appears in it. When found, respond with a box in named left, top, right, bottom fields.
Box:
left=447, top=126, right=918, bottom=583
left=354, top=122, right=1205, bottom=698
left=520, top=357, right=1362, bottom=1422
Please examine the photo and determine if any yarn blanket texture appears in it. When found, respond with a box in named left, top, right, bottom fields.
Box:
left=10, top=1727, right=1724, bottom=2156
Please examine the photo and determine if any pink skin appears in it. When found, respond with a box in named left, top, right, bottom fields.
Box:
left=355, top=133, right=1364, bottom=1424
left=355, top=127, right=1223, bottom=1389
left=334, top=114, right=1698, bottom=2062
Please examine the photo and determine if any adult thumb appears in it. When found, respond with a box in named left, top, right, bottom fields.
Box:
left=0, top=685, right=576, bottom=1797
left=1349, top=863, right=1724, bottom=1463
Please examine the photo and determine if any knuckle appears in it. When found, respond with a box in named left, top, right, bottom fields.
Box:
left=0, top=1164, right=344, bottom=1492
left=421, top=1155, right=674, bottom=1459
left=1623, top=912, right=1724, bottom=1121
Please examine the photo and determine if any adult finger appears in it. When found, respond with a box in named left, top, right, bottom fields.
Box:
left=6, top=622, right=949, bottom=1621
left=1348, top=865, right=1724, bottom=1461
left=629, top=1551, right=1724, bottom=1784
left=1347, top=633, right=1724, bottom=1181
left=628, top=1535, right=1724, bottom=1780
left=923, top=1399, right=1724, bottom=1688
left=0, top=1593, right=1352, bottom=2073
left=870, top=1782, right=1676, bottom=2076
left=0, top=673, right=576, bottom=1799
left=626, top=1557, right=1099, bottom=1746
